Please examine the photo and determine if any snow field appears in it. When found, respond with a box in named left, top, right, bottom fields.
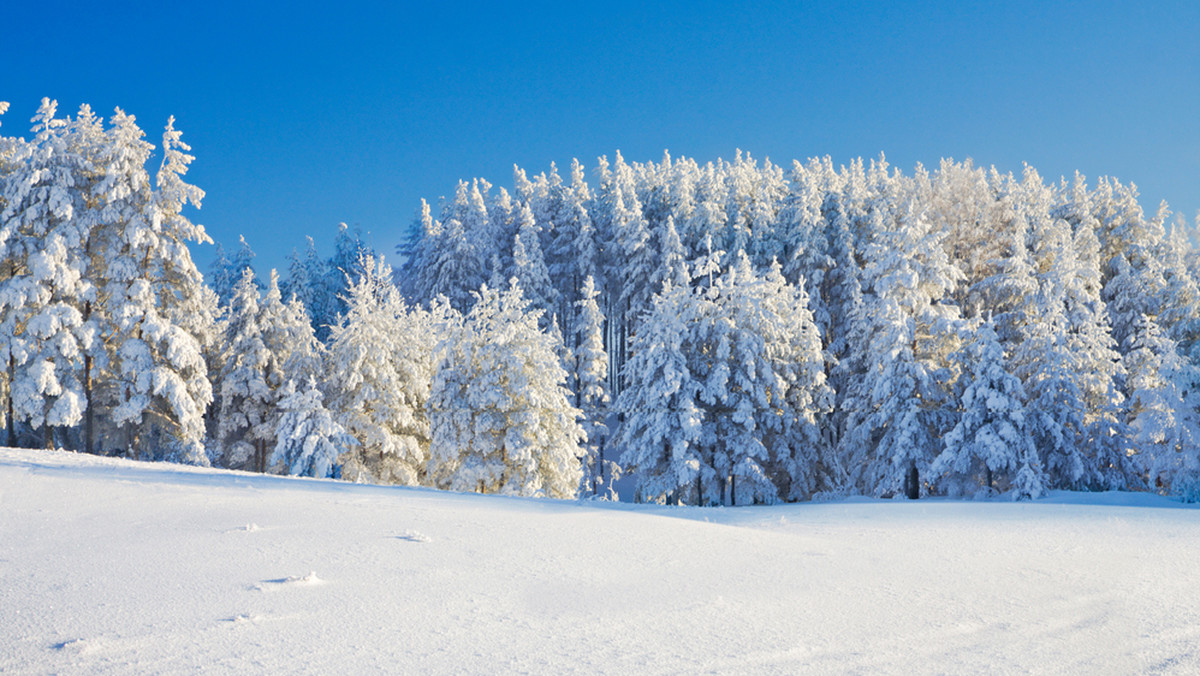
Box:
left=2, top=447, right=1198, bottom=674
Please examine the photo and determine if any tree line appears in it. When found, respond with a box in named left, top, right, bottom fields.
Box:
left=3, top=98, right=1198, bottom=504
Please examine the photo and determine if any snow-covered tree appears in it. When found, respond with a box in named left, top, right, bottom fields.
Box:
left=215, top=268, right=273, bottom=470
left=615, top=280, right=708, bottom=503
left=428, top=280, right=584, bottom=498
left=932, top=317, right=1043, bottom=499
left=1123, top=314, right=1200, bottom=497
left=271, top=377, right=354, bottom=479
left=840, top=198, right=963, bottom=498
left=573, top=275, right=613, bottom=497
left=98, top=112, right=213, bottom=463
left=326, top=256, right=435, bottom=485
left=509, top=203, right=557, bottom=321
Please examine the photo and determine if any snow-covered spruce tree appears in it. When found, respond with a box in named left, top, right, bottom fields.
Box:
left=574, top=275, right=613, bottom=497
left=839, top=197, right=964, bottom=499
left=99, top=113, right=213, bottom=463
left=283, top=235, right=335, bottom=337
left=215, top=268, right=273, bottom=470
left=1123, top=314, right=1200, bottom=497
left=415, top=182, right=488, bottom=312
left=208, top=242, right=233, bottom=306
left=428, top=280, right=584, bottom=498
left=931, top=317, right=1044, bottom=499
left=1026, top=184, right=1130, bottom=489
left=615, top=279, right=708, bottom=503
left=708, top=255, right=833, bottom=503
left=545, top=159, right=597, bottom=333
left=509, top=203, right=558, bottom=323
left=326, top=256, right=436, bottom=485
left=0, top=99, right=94, bottom=449
left=0, top=100, right=15, bottom=443
left=325, top=222, right=374, bottom=321
left=259, top=269, right=323, bottom=399
left=1158, top=225, right=1200, bottom=361
left=618, top=255, right=831, bottom=505
left=271, top=377, right=354, bottom=479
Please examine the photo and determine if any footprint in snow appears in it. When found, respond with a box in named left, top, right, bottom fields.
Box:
left=224, top=523, right=261, bottom=533
left=397, top=529, right=431, bottom=543
left=253, top=571, right=324, bottom=591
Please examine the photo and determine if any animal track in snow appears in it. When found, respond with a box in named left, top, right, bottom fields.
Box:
left=398, top=530, right=431, bottom=543
left=253, top=571, right=324, bottom=592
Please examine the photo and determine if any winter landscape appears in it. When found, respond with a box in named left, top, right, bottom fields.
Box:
left=5, top=2, right=1200, bottom=673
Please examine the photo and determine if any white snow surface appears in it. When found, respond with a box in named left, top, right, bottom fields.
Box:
left=2, top=447, right=1198, bottom=675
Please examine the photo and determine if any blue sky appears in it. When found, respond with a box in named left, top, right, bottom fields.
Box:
left=4, top=0, right=1197, bottom=276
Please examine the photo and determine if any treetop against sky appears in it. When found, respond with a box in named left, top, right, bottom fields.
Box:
left=4, top=0, right=1197, bottom=274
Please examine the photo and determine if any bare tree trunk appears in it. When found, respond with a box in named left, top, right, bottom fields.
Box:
left=6, top=354, right=15, bottom=448
left=83, top=300, right=94, bottom=455
left=906, top=463, right=920, bottom=500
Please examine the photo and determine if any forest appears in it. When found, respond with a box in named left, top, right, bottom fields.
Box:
left=2, top=98, right=1198, bottom=505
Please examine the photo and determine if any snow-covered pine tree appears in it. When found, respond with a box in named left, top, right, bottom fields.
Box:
left=574, top=275, right=613, bottom=497
left=710, top=255, right=833, bottom=502
left=838, top=189, right=964, bottom=499
left=326, top=256, right=435, bottom=485
left=1158, top=225, right=1200, bottom=361
left=271, top=377, right=354, bottom=478
left=325, top=222, right=374, bottom=321
left=256, top=269, right=324, bottom=465
left=1123, top=314, right=1200, bottom=497
left=210, top=235, right=258, bottom=306
left=428, top=280, right=583, bottom=498
left=931, top=317, right=1044, bottom=499
left=209, top=242, right=234, bottom=305
left=417, top=182, right=487, bottom=312
left=545, top=159, right=596, bottom=333
left=509, top=203, right=558, bottom=322
left=101, top=113, right=213, bottom=463
left=649, top=215, right=690, bottom=294
left=0, top=99, right=93, bottom=449
left=615, top=279, right=709, bottom=503
left=215, top=268, right=272, bottom=470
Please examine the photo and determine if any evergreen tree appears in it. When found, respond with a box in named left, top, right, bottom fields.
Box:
left=509, top=203, right=557, bottom=321
left=428, top=280, right=583, bottom=498
left=216, top=268, right=273, bottom=470
left=326, top=256, right=434, bottom=485
left=574, top=275, right=613, bottom=497
left=931, top=317, right=1044, bottom=498
left=99, top=112, right=213, bottom=463
left=1124, top=314, right=1200, bottom=496
left=615, top=280, right=708, bottom=503
left=271, top=377, right=353, bottom=478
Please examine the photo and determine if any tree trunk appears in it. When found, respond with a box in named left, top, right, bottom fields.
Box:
left=83, top=301, right=94, bottom=455
left=905, top=463, right=920, bottom=500
left=595, top=438, right=605, bottom=497
left=6, top=354, right=15, bottom=448
left=84, top=354, right=94, bottom=454
left=44, top=424, right=53, bottom=450
left=986, top=466, right=994, bottom=492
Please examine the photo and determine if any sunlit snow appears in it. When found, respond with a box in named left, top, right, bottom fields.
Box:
left=3, top=447, right=1198, bottom=674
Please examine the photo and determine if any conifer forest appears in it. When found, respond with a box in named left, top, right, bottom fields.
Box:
left=3, top=98, right=1199, bottom=505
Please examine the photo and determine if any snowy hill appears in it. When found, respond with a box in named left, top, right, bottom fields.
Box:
left=2, top=447, right=1198, bottom=674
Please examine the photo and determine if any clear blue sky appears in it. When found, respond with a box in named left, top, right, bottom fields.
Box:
left=4, top=0, right=1197, bottom=276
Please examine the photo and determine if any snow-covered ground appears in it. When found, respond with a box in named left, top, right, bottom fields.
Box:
left=2, top=447, right=1198, bottom=675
